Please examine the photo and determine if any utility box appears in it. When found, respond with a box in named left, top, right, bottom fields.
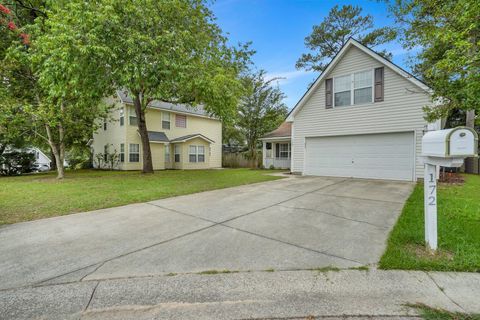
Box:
left=422, top=127, right=478, bottom=159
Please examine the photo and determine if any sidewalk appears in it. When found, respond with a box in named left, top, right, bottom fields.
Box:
left=2, top=269, right=479, bottom=320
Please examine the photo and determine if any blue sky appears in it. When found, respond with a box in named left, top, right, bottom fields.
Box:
left=210, top=0, right=416, bottom=110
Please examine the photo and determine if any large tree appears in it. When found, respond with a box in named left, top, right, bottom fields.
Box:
left=236, top=70, right=287, bottom=166
left=0, top=1, right=111, bottom=178
left=48, top=0, right=252, bottom=174
left=386, top=0, right=479, bottom=172
left=296, top=5, right=397, bottom=72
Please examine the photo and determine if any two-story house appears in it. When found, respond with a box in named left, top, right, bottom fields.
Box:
left=92, top=90, right=222, bottom=170
left=262, top=38, right=441, bottom=181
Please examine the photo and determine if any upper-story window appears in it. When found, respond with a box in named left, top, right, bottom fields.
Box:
left=119, top=108, right=124, bottom=126
left=176, top=114, right=187, bottom=128
left=334, top=70, right=373, bottom=107
left=129, top=107, right=138, bottom=126
left=162, top=112, right=170, bottom=130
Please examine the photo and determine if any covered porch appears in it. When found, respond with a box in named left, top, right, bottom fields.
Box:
left=262, top=139, right=291, bottom=169
left=260, top=122, right=292, bottom=170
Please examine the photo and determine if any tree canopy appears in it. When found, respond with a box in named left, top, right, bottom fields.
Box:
left=385, top=0, right=480, bottom=121
left=41, top=0, right=253, bottom=173
left=236, top=70, right=288, bottom=163
left=296, top=5, right=397, bottom=72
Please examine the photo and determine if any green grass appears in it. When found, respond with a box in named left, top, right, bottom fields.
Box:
left=410, top=304, right=480, bottom=320
left=0, top=168, right=284, bottom=225
left=380, top=174, right=480, bottom=272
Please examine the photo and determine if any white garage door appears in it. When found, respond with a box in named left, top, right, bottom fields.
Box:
left=305, top=132, right=415, bottom=181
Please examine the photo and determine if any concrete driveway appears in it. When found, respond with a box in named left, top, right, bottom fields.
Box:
left=0, top=175, right=414, bottom=291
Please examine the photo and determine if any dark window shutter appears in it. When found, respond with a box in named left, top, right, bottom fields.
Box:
left=374, top=67, right=384, bottom=102
left=325, top=78, right=333, bottom=108
left=275, top=143, right=280, bottom=158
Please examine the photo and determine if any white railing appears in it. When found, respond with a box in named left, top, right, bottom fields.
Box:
left=264, top=158, right=291, bottom=169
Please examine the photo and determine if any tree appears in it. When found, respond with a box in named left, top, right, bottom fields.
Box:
left=236, top=70, right=288, bottom=166
left=385, top=0, right=479, bottom=172
left=48, top=0, right=252, bottom=174
left=0, top=1, right=111, bottom=179
left=296, top=5, right=397, bottom=72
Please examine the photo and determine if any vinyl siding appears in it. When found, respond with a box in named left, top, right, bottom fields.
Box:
left=292, top=46, right=432, bottom=180
left=94, top=101, right=222, bottom=171
left=92, top=98, right=127, bottom=169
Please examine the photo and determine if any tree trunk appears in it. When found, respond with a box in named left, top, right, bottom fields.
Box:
left=133, top=93, right=154, bottom=173
left=50, top=149, right=57, bottom=170
left=45, top=124, right=65, bottom=179
left=464, top=109, right=476, bottom=173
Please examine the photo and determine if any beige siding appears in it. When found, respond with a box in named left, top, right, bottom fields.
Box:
left=173, top=138, right=212, bottom=170
left=92, top=98, right=127, bottom=169
left=95, top=103, right=222, bottom=171
left=292, top=46, right=432, bottom=180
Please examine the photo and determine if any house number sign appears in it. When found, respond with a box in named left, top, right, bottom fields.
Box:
left=423, top=163, right=438, bottom=251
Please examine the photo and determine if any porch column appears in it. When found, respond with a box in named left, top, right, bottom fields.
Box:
left=262, top=140, right=266, bottom=168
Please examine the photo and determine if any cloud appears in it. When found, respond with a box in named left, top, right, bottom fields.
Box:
left=265, top=69, right=317, bottom=85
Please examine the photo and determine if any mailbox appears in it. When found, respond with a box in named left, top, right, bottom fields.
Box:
left=422, top=127, right=478, bottom=159
left=421, top=126, right=478, bottom=252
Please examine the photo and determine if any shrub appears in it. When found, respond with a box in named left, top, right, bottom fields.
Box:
left=0, top=150, right=35, bottom=175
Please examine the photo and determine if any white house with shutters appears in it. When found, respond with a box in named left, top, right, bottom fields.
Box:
left=261, top=38, right=440, bottom=181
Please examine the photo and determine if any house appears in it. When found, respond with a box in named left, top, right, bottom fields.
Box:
left=92, top=90, right=222, bottom=170
left=262, top=38, right=441, bottom=181
left=30, top=147, right=51, bottom=169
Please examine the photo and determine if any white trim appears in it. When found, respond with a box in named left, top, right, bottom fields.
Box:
left=171, top=134, right=214, bottom=144
left=286, top=38, right=431, bottom=121
left=259, top=136, right=291, bottom=141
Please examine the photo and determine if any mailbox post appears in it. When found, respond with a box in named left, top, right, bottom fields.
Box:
left=421, top=127, right=478, bottom=251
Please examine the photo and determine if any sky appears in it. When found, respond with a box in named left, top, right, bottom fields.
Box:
left=210, top=0, right=417, bottom=110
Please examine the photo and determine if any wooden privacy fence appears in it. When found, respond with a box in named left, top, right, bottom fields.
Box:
left=222, top=152, right=262, bottom=168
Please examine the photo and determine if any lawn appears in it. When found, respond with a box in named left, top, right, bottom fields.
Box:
left=380, top=174, right=480, bottom=272
left=0, top=169, right=284, bottom=225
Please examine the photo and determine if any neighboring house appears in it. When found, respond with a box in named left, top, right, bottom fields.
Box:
left=260, top=122, right=292, bottom=169
left=1, top=146, right=51, bottom=171
left=262, top=38, right=441, bottom=181
left=92, top=90, right=222, bottom=170
left=30, top=147, right=51, bottom=169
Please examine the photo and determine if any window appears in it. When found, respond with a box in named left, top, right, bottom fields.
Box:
left=119, top=108, right=124, bottom=126
left=334, top=75, right=351, bottom=107
left=354, top=70, right=373, bottom=104
left=165, top=145, right=170, bottom=162
left=120, top=143, right=125, bottom=162
left=334, top=70, right=373, bottom=107
left=129, top=108, right=138, bottom=126
left=189, top=145, right=205, bottom=163
left=198, top=146, right=205, bottom=162
left=104, top=145, right=108, bottom=162
left=265, top=142, right=272, bottom=158
left=103, top=118, right=107, bottom=131
left=174, top=145, right=181, bottom=162
left=162, top=112, right=170, bottom=130
left=176, top=114, right=187, bottom=128
left=189, top=145, right=197, bottom=162
left=129, top=144, right=140, bottom=162
left=276, top=143, right=290, bottom=159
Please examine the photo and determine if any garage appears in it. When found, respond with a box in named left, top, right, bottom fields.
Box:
left=304, top=132, right=415, bottom=181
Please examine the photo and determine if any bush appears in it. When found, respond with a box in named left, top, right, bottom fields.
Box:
left=0, top=150, right=36, bottom=176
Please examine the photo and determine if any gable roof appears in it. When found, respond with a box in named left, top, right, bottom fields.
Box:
left=170, top=134, right=214, bottom=144
left=116, top=90, right=214, bottom=119
left=286, top=38, right=431, bottom=121
left=260, top=122, right=292, bottom=139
